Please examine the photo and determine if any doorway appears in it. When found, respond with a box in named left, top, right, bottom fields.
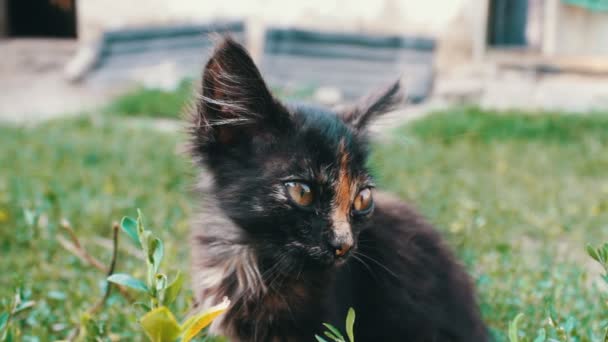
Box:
left=487, top=0, right=528, bottom=46
left=486, top=0, right=544, bottom=49
left=7, top=0, right=77, bottom=38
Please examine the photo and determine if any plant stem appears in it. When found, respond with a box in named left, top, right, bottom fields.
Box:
left=87, top=222, right=120, bottom=315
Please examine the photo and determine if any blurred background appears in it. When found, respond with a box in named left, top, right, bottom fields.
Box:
left=2, top=0, right=608, bottom=122
left=1, top=1, right=608, bottom=341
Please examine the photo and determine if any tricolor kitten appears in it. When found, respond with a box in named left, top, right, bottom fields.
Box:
left=188, top=38, right=488, bottom=341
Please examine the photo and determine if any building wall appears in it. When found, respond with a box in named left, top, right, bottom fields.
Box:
left=74, top=0, right=608, bottom=69
left=552, top=3, right=608, bottom=55
left=467, top=0, right=608, bottom=60
left=76, top=0, right=468, bottom=42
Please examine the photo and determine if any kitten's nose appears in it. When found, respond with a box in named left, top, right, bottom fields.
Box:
left=333, top=243, right=351, bottom=257
left=330, top=219, right=353, bottom=258
left=329, top=237, right=353, bottom=258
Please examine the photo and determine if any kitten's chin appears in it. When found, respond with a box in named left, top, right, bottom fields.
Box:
left=308, top=253, right=351, bottom=269
left=334, top=257, right=350, bottom=267
left=281, top=243, right=354, bottom=270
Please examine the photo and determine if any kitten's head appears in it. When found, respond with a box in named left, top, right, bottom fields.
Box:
left=189, top=37, right=402, bottom=269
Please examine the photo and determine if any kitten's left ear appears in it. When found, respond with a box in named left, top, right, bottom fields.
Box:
left=339, top=80, right=404, bottom=131
left=190, top=37, right=289, bottom=151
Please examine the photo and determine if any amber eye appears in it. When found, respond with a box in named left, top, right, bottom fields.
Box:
left=353, top=188, right=373, bottom=214
left=285, top=181, right=314, bottom=207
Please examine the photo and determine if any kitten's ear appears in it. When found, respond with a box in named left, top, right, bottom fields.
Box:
left=339, top=80, right=404, bottom=131
left=190, top=37, right=288, bottom=149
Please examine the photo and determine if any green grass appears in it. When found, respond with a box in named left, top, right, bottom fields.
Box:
left=408, top=107, right=608, bottom=143
left=106, top=79, right=194, bottom=119
left=1, top=108, right=608, bottom=340
left=371, top=108, right=608, bottom=341
left=105, top=80, right=317, bottom=119
left=0, top=117, right=193, bottom=340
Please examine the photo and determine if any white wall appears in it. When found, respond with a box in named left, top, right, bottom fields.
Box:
left=76, top=0, right=469, bottom=42
left=552, top=4, right=608, bottom=56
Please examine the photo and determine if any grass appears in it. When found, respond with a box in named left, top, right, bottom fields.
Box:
left=105, top=79, right=194, bottom=119
left=105, top=80, right=317, bottom=119
left=1, top=108, right=608, bottom=340
left=371, top=108, right=608, bottom=341
left=0, top=117, right=193, bottom=340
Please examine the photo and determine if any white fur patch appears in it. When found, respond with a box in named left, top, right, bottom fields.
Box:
left=190, top=197, right=266, bottom=337
left=271, top=184, right=288, bottom=202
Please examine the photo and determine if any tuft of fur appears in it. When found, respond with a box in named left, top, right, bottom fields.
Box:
left=340, top=79, right=404, bottom=130
left=188, top=37, right=488, bottom=341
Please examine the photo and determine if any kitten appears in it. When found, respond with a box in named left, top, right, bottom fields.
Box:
left=188, top=37, right=488, bottom=342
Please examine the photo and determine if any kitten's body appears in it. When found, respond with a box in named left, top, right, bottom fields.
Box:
left=192, top=191, right=486, bottom=341
left=188, top=38, right=488, bottom=341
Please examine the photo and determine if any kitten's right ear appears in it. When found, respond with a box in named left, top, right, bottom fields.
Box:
left=189, top=37, right=288, bottom=155
left=339, top=80, right=404, bottom=131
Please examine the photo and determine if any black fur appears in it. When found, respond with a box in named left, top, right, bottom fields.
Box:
left=188, top=37, right=488, bottom=341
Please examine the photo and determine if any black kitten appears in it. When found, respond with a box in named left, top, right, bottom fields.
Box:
left=188, top=37, right=488, bottom=342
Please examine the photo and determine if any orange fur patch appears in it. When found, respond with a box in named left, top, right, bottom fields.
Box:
left=331, top=140, right=354, bottom=241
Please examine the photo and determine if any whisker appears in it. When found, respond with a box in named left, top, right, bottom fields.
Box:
left=354, top=251, right=399, bottom=279
left=351, top=254, right=380, bottom=282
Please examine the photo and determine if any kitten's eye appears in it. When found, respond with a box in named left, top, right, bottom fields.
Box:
left=352, top=188, right=373, bottom=214
left=285, top=182, right=314, bottom=207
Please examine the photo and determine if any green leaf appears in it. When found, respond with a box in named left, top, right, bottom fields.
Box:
left=533, top=328, right=546, bottom=342
left=142, top=231, right=153, bottom=259
left=563, top=316, right=575, bottom=334
left=508, top=313, right=524, bottom=342
left=181, top=298, right=230, bottom=342
left=156, top=273, right=167, bottom=288
left=164, top=272, right=184, bottom=306
left=149, top=238, right=164, bottom=272
left=315, top=335, right=330, bottom=342
left=137, top=208, right=145, bottom=234
left=133, top=302, right=152, bottom=312
left=324, top=331, right=343, bottom=342
left=597, top=247, right=607, bottom=263
left=23, top=209, right=36, bottom=227
left=107, top=274, right=148, bottom=293
left=587, top=244, right=599, bottom=261
left=345, top=307, right=355, bottom=342
left=14, top=300, right=35, bottom=313
left=47, top=290, right=67, bottom=301
left=322, top=323, right=345, bottom=342
left=140, top=306, right=181, bottom=342
left=0, top=312, right=9, bottom=331
left=121, top=216, right=141, bottom=247
left=5, top=327, right=13, bottom=342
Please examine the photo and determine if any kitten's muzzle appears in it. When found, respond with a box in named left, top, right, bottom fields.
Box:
left=329, top=219, right=354, bottom=260
left=328, top=235, right=353, bottom=259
